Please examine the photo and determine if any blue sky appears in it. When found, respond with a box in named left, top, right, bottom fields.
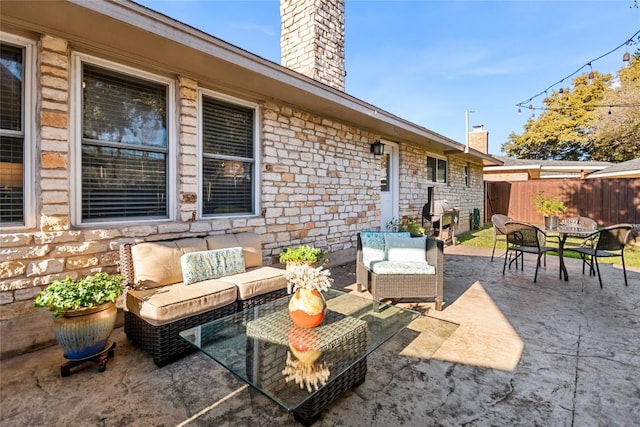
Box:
left=135, top=0, right=639, bottom=155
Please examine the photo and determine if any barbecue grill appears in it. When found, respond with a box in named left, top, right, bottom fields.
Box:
left=422, top=198, right=459, bottom=243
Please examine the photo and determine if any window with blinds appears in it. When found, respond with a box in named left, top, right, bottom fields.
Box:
left=201, top=95, right=255, bottom=216
left=426, top=156, right=447, bottom=184
left=81, top=64, right=168, bottom=222
left=0, top=42, right=25, bottom=225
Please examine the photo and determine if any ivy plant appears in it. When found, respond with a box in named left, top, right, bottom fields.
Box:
left=35, top=272, right=125, bottom=317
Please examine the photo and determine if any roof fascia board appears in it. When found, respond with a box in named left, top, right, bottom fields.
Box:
left=484, top=165, right=541, bottom=172
left=588, top=171, right=640, bottom=179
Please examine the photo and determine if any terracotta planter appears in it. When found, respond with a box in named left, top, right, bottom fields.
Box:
left=52, top=302, right=117, bottom=359
left=288, top=288, right=327, bottom=328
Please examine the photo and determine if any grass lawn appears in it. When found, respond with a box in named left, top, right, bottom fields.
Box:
left=456, top=224, right=640, bottom=268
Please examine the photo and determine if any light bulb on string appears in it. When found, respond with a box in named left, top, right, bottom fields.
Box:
left=608, top=106, right=612, bottom=115
left=516, top=30, right=640, bottom=111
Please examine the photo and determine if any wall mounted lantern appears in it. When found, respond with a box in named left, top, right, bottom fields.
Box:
left=370, top=141, right=384, bottom=156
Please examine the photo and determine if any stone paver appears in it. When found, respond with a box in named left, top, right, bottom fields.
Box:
left=1, top=246, right=639, bottom=426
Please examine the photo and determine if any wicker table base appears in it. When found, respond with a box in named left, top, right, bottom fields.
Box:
left=180, top=289, right=419, bottom=425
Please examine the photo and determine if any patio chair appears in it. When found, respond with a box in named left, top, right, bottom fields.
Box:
left=564, top=224, right=633, bottom=288
left=491, top=214, right=512, bottom=261
left=502, top=221, right=559, bottom=283
left=560, top=216, right=598, bottom=248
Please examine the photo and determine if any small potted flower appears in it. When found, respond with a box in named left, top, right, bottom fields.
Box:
left=286, top=264, right=333, bottom=328
left=35, top=272, right=125, bottom=359
left=279, top=245, right=327, bottom=270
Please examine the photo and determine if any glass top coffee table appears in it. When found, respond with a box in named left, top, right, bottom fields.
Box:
left=180, top=288, right=419, bottom=425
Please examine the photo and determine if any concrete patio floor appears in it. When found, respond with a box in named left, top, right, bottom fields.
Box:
left=1, top=245, right=639, bottom=426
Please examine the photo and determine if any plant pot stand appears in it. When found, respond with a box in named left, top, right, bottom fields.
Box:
left=60, top=341, right=116, bottom=377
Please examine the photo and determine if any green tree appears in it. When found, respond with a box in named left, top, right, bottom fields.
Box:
left=590, top=54, right=640, bottom=161
left=502, top=72, right=611, bottom=160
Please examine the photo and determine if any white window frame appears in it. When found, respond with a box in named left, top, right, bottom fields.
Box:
left=70, top=53, right=176, bottom=226
left=426, top=154, right=448, bottom=185
left=0, top=33, right=36, bottom=229
left=197, top=89, right=261, bottom=219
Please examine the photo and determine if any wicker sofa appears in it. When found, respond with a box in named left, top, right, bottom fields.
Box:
left=356, top=231, right=444, bottom=311
left=119, top=232, right=288, bottom=366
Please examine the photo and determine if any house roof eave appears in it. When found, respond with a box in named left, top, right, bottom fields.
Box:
left=1, top=0, right=494, bottom=162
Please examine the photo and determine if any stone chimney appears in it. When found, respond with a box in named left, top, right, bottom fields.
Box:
left=468, top=125, right=489, bottom=154
left=280, top=0, right=345, bottom=91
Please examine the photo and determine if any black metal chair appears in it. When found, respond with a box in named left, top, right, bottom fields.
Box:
left=502, top=221, right=559, bottom=283
left=564, top=224, right=633, bottom=288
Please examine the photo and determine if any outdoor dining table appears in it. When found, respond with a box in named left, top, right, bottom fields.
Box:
left=545, top=225, right=595, bottom=281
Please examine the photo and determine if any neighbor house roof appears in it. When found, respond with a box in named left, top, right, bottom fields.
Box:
left=0, top=0, right=501, bottom=166
left=587, top=158, right=640, bottom=179
left=484, top=156, right=612, bottom=179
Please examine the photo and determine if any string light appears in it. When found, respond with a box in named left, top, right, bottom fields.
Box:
left=521, top=103, right=639, bottom=112
left=516, top=29, right=640, bottom=111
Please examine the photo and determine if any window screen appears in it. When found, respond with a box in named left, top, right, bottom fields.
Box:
left=201, top=96, right=255, bottom=216
left=81, top=64, right=168, bottom=222
left=0, top=42, right=25, bottom=225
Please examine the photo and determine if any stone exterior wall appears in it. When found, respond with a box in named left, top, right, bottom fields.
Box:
left=0, top=32, right=485, bottom=358
left=397, top=145, right=484, bottom=233
left=280, top=0, right=345, bottom=91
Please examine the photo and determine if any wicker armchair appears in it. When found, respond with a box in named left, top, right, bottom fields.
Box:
left=356, top=232, right=444, bottom=310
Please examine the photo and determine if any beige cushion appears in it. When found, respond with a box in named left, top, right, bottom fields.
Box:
left=219, top=266, right=286, bottom=300
left=126, top=280, right=237, bottom=326
left=205, top=232, right=263, bottom=268
left=130, top=238, right=207, bottom=289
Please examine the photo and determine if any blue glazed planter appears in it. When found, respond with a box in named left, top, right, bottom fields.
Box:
left=52, top=302, right=117, bottom=359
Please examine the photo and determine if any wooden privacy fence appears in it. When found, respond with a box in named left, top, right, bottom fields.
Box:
left=486, top=178, right=640, bottom=226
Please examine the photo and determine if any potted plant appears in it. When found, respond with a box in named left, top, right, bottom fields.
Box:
left=386, top=216, right=425, bottom=236
left=35, top=272, right=125, bottom=359
left=534, top=191, right=567, bottom=229
left=405, top=216, right=426, bottom=237
left=279, top=245, right=327, bottom=269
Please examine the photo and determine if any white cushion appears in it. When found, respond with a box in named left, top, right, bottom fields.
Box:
left=371, top=260, right=436, bottom=275
left=385, top=235, right=426, bottom=262
left=360, top=231, right=410, bottom=268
